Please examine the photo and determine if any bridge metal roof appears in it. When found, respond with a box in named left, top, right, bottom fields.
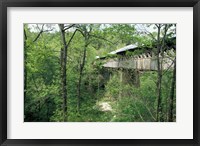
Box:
left=109, top=44, right=138, bottom=55
left=96, top=37, right=176, bottom=59
left=96, top=44, right=138, bottom=59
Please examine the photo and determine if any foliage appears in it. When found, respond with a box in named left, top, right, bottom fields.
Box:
left=24, top=24, right=176, bottom=122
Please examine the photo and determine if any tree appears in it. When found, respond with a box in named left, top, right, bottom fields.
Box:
left=135, top=24, right=176, bottom=121
left=24, top=24, right=56, bottom=121
left=59, top=24, right=82, bottom=121
left=152, top=24, right=174, bottom=121
left=24, top=23, right=176, bottom=122
left=58, top=24, right=68, bottom=121
left=74, top=24, right=95, bottom=112
left=24, top=26, right=28, bottom=102
left=168, top=57, right=176, bottom=122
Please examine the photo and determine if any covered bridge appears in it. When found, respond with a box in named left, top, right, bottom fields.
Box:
left=96, top=38, right=176, bottom=87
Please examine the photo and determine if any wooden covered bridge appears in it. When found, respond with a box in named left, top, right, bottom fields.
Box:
left=96, top=40, right=176, bottom=87
left=98, top=44, right=175, bottom=71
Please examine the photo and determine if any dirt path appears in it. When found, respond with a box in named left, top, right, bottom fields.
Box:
left=98, top=102, right=112, bottom=112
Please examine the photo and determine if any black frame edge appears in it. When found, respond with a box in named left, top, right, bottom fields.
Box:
left=0, top=0, right=199, bottom=7
left=194, top=1, right=200, bottom=144
left=1, top=0, right=200, bottom=146
left=1, top=1, right=7, bottom=146
left=0, top=1, right=2, bottom=145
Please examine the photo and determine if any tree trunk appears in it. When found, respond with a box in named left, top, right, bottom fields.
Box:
left=59, top=24, right=68, bottom=122
left=77, top=39, right=87, bottom=112
left=134, top=70, right=140, bottom=87
left=97, top=75, right=100, bottom=97
left=119, top=68, right=123, bottom=99
left=156, top=24, right=163, bottom=122
left=77, top=70, right=82, bottom=112
left=88, top=74, right=92, bottom=93
left=168, top=58, right=176, bottom=122
left=24, top=29, right=27, bottom=101
left=46, top=98, right=50, bottom=122
left=38, top=100, right=41, bottom=121
left=156, top=24, right=169, bottom=122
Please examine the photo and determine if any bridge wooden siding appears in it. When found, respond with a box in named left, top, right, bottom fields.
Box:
left=103, top=49, right=175, bottom=71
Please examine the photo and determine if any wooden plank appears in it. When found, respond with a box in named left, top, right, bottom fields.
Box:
left=103, top=51, right=175, bottom=71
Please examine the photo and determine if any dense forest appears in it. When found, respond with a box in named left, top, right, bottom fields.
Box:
left=24, top=24, right=176, bottom=122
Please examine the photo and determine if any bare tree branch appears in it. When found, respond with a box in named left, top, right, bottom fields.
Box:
left=67, top=29, right=78, bottom=46
left=33, top=24, right=54, bottom=43
left=137, top=24, right=157, bottom=42
left=76, top=28, right=85, bottom=37
left=24, top=29, right=27, bottom=40
left=89, top=34, right=114, bottom=45
left=33, top=31, right=43, bottom=42
left=63, top=24, right=75, bottom=31
left=162, top=58, right=176, bottom=76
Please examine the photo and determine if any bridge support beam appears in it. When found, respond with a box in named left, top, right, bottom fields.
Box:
left=120, top=69, right=140, bottom=88
left=118, top=68, right=140, bottom=98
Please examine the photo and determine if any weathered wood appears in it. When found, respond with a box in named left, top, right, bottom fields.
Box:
left=103, top=49, right=175, bottom=71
